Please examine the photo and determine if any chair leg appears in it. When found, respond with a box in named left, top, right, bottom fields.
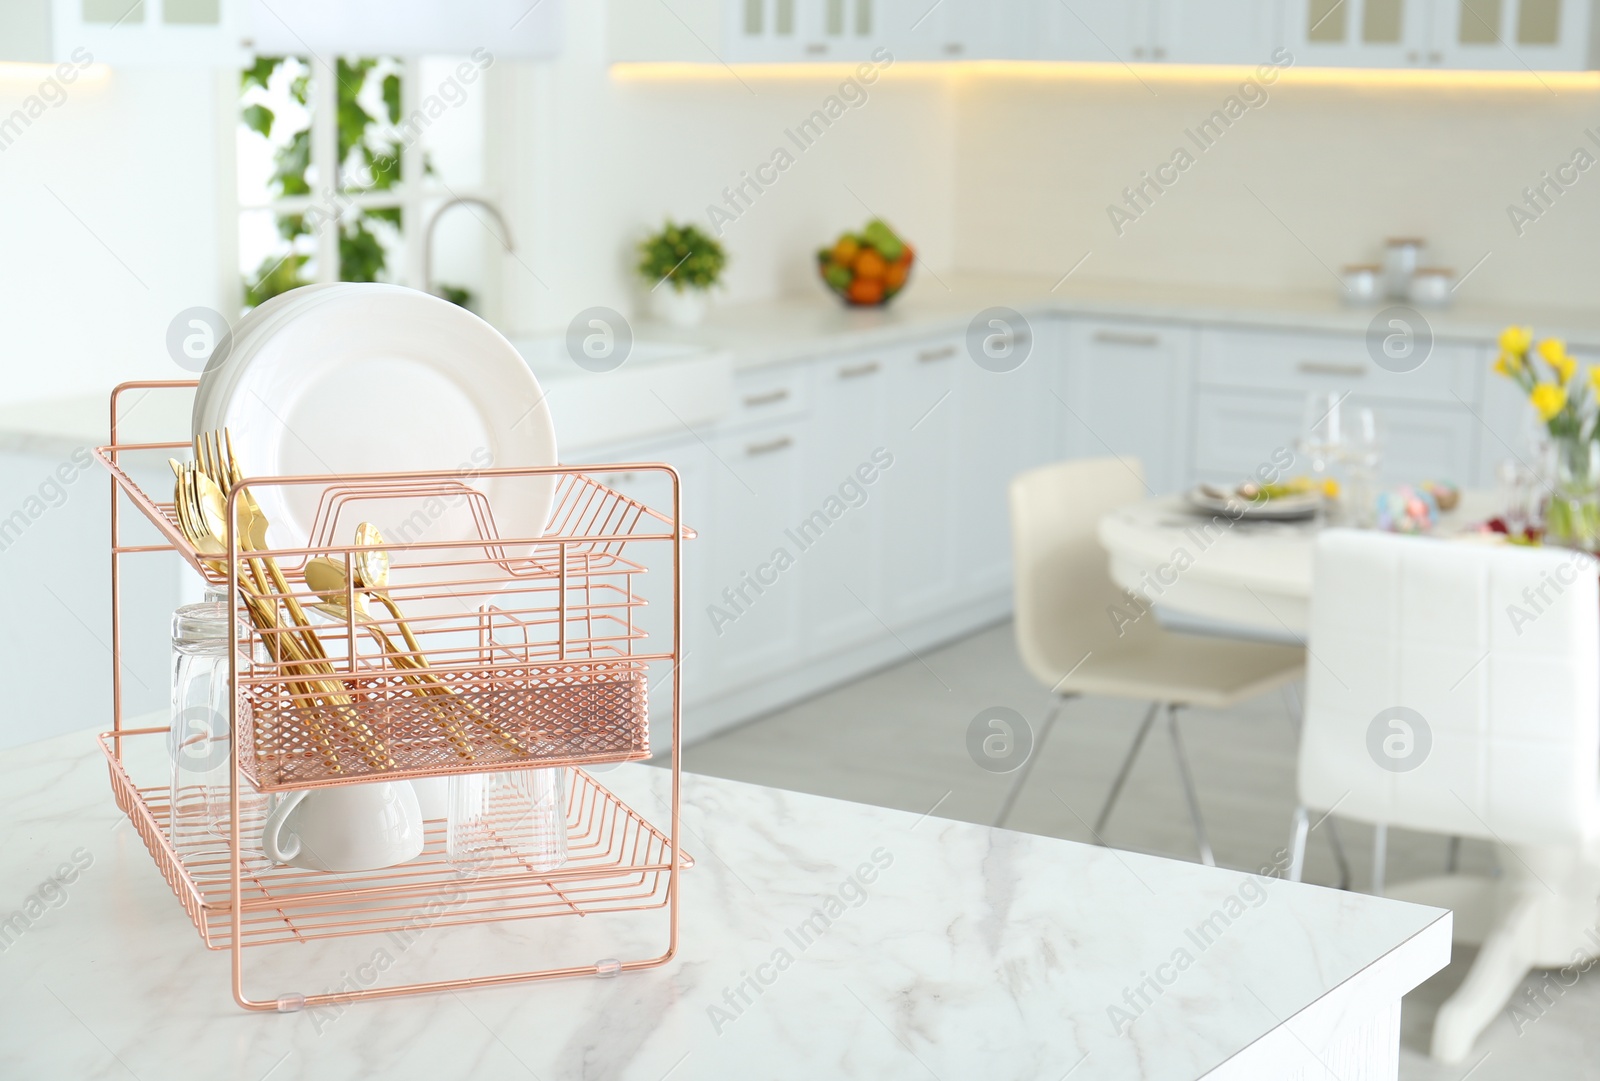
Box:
left=1372, top=823, right=1388, bottom=896
left=1092, top=702, right=1161, bottom=838
left=1446, top=835, right=1462, bottom=874
left=1325, top=818, right=1352, bottom=891
left=992, top=694, right=1068, bottom=829
left=1431, top=890, right=1543, bottom=1063
left=1166, top=705, right=1216, bottom=867
left=1287, top=806, right=1310, bottom=882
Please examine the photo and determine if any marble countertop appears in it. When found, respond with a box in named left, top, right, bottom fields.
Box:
left=1, top=725, right=1450, bottom=1080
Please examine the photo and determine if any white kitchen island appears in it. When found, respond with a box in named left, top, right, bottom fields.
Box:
left=1, top=725, right=1449, bottom=1080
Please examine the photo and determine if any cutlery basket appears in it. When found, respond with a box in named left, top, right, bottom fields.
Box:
left=95, top=381, right=691, bottom=1011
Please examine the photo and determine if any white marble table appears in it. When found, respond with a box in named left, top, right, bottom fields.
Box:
left=1, top=727, right=1451, bottom=1080
left=1098, top=492, right=1498, bottom=639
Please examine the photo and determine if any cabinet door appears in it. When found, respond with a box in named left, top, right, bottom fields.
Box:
left=954, top=323, right=1054, bottom=597
left=591, top=442, right=716, bottom=709
left=1285, top=0, right=1433, bottom=66
left=701, top=422, right=808, bottom=692
left=1154, top=0, right=1287, bottom=64
left=53, top=0, right=251, bottom=66
left=807, top=0, right=890, bottom=59
left=1039, top=0, right=1148, bottom=61
left=1194, top=389, right=1479, bottom=487
left=801, top=349, right=892, bottom=653
left=725, top=0, right=806, bottom=60
left=1062, top=320, right=1194, bottom=494
left=1432, top=0, right=1590, bottom=69
left=893, top=0, right=1019, bottom=59
left=882, top=337, right=960, bottom=622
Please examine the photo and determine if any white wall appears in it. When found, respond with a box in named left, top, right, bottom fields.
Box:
left=0, top=64, right=225, bottom=407
left=951, top=69, right=1600, bottom=309
left=498, top=3, right=958, bottom=334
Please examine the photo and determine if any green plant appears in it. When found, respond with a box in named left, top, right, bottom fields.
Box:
left=636, top=222, right=726, bottom=293
left=239, top=58, right=474, bottom=310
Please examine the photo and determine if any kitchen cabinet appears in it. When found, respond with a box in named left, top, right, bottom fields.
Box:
left=897, top=0, right=1038, bottom=60
left=800, top=346, right=892, bottom=654
left=1041, top=0, right=1146, bottom=61
left=882, top=336, right=961, bottom=622
left=1061, top=319, right=1194, bottom=494
left=725, top=0, right=886, bottom=61
left=953, top=322, right=1054, bottom=596
left=42, top=0, right=251, bottom=67
left=1286, top=0, right=1435, bottom=67
left=1154, top=0, right=1288, bottom=64
left=1432, top=0, right=1592, bottom=69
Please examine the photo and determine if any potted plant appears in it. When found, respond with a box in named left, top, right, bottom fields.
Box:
left=637, top=221, right=726, bottom=328
left=1493, top=325, right=1600, bottom=550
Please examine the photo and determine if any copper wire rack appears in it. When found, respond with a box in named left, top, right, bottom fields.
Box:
left=99, top=381, right=691, bottom=1011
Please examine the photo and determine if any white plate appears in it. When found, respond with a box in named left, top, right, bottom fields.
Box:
left=196, top=285, right=558, bottom=617
left=193, top=283, right=345, bottom=435
left=1186, top=486, right=1320, bottom=521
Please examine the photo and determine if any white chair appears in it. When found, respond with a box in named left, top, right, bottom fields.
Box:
left=1290, top=529, right=1600, bottom=1062
left=1000, top=458, right=1308, bottom=866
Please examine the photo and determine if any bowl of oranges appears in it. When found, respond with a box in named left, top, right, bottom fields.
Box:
left=817, top=219, right=914, bottom=307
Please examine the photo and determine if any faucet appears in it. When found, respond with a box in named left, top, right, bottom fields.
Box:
left=422, top=196, right=515, bottom=298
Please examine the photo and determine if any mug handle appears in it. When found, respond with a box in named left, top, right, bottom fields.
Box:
left=261, top=790, right=310, bottom=864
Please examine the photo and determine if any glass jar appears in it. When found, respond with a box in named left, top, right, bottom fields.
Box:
left=447, top=769, right=568, bottom=876
left=168, top=603, right=264, bottom=843
left=1544, top=437, right=1600, bottom=552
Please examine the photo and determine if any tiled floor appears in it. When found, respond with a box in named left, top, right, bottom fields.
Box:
left=682, top=620, right=1600, bottom=1080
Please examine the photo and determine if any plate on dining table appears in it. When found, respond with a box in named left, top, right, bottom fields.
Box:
left=1186, top=484, right=1320, bottom=521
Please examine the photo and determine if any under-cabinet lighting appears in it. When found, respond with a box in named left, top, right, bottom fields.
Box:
left=610, top=60, right=1600, bottom=92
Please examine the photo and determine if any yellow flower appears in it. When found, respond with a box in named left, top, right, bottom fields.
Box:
left=1500, top=325, right=1534, bottom=355
left=1531, top=382, right=1568, bottom=421
left=1538, top=338, right=1576, bottom=383
left=1590, top=366, right=1600, bottom=394
left=1493, top=352, right=1522, bottom=378
left=1321, top=478, right=1341, bottom=499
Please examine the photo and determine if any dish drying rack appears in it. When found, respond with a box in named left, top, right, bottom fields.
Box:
left=99, top=381, right=692, bottom=1011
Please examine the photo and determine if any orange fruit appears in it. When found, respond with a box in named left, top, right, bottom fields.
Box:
left=854, top=249, right=887, bottom=280
left=897, top=244, right=914, bottom=266
left=831, top=237, right=860, bottom=265
left=847, top=278, right=885, bottom=305
left=884, top=263, right=908, bottom=290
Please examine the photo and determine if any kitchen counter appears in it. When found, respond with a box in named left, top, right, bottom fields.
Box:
left=642, top=272, right=1600, bottom=368
left=5, top=274, right=1591, bottom=455
left=2, top=724, right=1451, bottom=1079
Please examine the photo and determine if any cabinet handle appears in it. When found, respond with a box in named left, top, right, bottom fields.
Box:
left=1092, top=330, right=1160, bottom=347
left=1297, top=360, right=1367, bottom=377
left=1428, top=50, right=1442, bottom=63
left=745, top=436, right=794, bottom=456
left=838, top=361, right=881, bottom=379
left=742, top=388, right=791, bottom=407
left=944, top=42, right=963, bottom=55
left=806, top=42, right=827, bottom=54
left=1152, top=46, right=1167, bottom=59
left=917, top=345, right=957, bottom=363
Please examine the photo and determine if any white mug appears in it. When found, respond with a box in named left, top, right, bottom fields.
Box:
left=262, top=782, right=424, bottom=872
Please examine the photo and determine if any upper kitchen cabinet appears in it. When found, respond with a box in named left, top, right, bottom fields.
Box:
left=1286, top=0, right=1434, bottom=66
left=10, top=0, right=254, bottom=66
left=1286, top=0, right=1590, bottom=67
left=1153, top=0, right=1288, bottom=64
left=3, top=0, right=562, bottom=65
left=894, top=0, right=1040, bottom=61
left=726, top=0, right=891, bottom=61
left=1040, top=0, right=1146, bottom=61
left=1432, top=0, right=1592, bottom=69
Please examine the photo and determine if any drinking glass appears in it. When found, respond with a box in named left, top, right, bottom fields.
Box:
left=1298, top=391, right=1345, bottom=520
left=1341, top=406, right=1383, bottom=528
left=168, top=603, right=265, bottom=843
left=447, top=769, right=568, bottom=876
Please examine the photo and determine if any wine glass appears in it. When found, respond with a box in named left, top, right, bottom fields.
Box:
left=1299, top=392, right=1346, bottom=520
left=1341, top=406, right=1382, bottom=528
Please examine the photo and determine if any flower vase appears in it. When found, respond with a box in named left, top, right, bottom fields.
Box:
left=1544, top=437, right=1600, bottom=551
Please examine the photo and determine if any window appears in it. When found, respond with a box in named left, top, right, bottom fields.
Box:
left=235, top=54, right=490, bottom=311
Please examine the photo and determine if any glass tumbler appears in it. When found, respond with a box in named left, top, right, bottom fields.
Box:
left=168, top=602, right=263, bottom=842
left=447, top=769, right=568, bottom=876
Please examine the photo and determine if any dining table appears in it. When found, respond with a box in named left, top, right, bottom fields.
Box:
left=0, top=722, right=1452, bottom=1080
left=1097, top=489, right=1501, bottom=641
